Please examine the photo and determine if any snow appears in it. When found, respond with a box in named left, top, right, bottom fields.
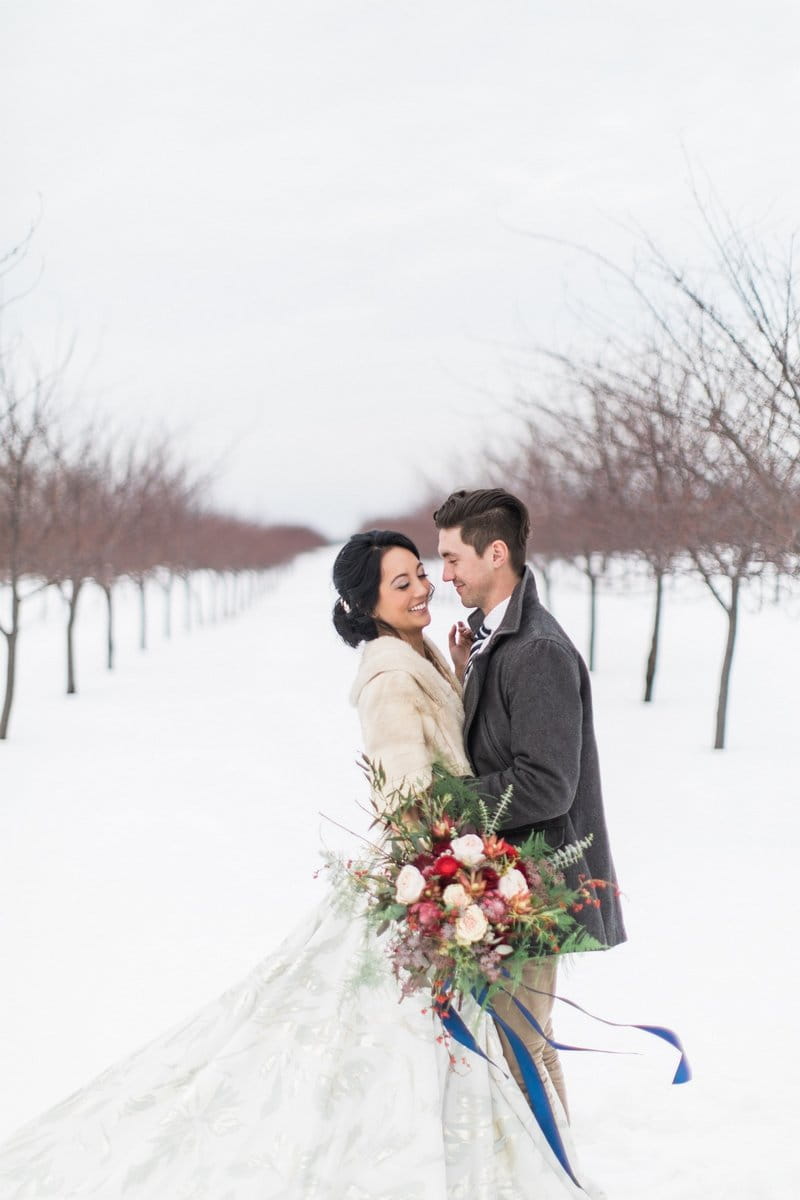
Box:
left=0, top=548, right=797, bottom=1197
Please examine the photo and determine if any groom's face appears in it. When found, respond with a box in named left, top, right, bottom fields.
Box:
left=437, top=527, right=494, bottom=611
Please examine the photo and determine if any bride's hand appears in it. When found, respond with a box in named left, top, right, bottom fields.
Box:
left=448, top=621, right=473, bottom=682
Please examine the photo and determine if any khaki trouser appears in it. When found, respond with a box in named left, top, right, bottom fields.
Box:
left=490, top=956, right=569, bottom=1120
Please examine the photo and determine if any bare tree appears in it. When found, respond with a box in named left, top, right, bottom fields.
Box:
left=627, top=219, right=799, bottom=744
left=113, top=439, right=181, bottom=651
left=509, top=402, right=632, bottom=672
left=38, top=424, right=120, bottom=694
left=521, top=196, right=800, bottom=744
left=548, top=365, right=691, bottom=701
left=92, top=446, right=136, bottom=671
left=0, top=355, right=59, bottom=737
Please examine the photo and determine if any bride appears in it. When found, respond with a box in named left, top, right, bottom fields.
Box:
left=0, top=530, right=601, bottom=1199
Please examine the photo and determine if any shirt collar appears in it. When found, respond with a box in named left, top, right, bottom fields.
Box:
left=482, top=595, right=511, bottom=634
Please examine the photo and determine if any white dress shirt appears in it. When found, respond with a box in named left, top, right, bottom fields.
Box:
left=472, top=595, right=511, bottom=660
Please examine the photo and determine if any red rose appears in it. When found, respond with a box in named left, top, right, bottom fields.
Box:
left=481, top=867, right=499, bottom=889
left=433, top=854, right=459, bottom=878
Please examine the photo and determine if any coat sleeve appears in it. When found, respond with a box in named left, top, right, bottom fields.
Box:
left=357, top=669, right=433, bottom=807
left=472, top=639, right=582, bottom=829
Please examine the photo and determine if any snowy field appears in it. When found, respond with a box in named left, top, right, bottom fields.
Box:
left=0, top=547, right=797, bottom=1198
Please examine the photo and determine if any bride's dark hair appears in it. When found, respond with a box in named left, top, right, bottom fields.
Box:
left=332, top=529, right=422, bottom=648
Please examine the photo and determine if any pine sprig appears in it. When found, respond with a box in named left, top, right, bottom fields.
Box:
left=547, top=833, right=595, bottom=871
left=428, top=763, right=512, bottom=836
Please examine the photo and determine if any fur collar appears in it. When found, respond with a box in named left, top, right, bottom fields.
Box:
left=350, top=635, right=460, bottom=709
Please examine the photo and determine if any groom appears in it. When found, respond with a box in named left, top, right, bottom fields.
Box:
left=434, top=487, right=626, bottom=1117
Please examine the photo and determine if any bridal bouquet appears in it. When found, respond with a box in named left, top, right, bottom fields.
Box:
left=333, top=759, right=608, bottom=1013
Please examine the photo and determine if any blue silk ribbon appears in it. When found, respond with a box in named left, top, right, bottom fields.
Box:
left=440, top=980, right=691, bottom=1194
left=508, top=978, right=692, bottom=1086
left=440, top=999, right=584, bottom=1190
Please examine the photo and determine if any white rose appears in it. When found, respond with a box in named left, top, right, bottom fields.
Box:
left=442, top=883, right=470, bottom=910
left=497, top=868, right=529, bottom=899
left=454, top=904, right=489, bottom=945
left=450, top=834, right=485, bottom=868
left=395, top=864, right=426, bottom=904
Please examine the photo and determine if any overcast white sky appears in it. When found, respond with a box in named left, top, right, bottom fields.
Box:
left=2, top=1, right=800, bottom=537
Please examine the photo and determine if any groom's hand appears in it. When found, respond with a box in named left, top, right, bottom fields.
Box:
left=448, top=620, right=473, bottom=683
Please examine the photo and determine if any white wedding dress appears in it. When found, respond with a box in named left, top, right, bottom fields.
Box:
left=0, top=875, right=600, bottom=1199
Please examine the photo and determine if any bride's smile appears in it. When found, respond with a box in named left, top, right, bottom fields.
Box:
left=370, top=544, right=435, bottom=648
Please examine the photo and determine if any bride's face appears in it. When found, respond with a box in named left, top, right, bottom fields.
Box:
left=372, top=546, right=433, bottom=637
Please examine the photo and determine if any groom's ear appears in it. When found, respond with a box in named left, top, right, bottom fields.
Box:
left=489, top=539, right=510, bottom=568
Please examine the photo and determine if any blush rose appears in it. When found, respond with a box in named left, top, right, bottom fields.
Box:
left=497, top=868, right=529, bottom=900
left=454, top=904, right=489, bottom=945
left=395, top=864, right=426, bottom=904
left=442, top=883, right=470, bottom=910
left=449, top=834, right=486, bottom=868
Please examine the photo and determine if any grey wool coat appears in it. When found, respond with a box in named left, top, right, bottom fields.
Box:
left=465, top=567, right=627, bottom=950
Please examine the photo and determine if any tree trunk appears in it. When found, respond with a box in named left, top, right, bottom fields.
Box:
left=163, top=574, right=173, bottom=639
left=66, top=579, right=83, bottom=695
left=138, top=577, right=147, bottom=651
left=101, top=582, right=115, bottom=670
left=644, top=567, right=664, bottom=703
left=0, top=587, right=21, bottom=740
left=584, top=556, right=598, bottom=672
left=195, top=574, right=204, bottom=627
left=184, top=574, right=192, bottom=632
left=714, top=576, right=740, bottom=750
left=210, top=574, right=218, bottom=623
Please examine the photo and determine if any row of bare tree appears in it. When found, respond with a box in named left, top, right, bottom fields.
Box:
left=370, top=203, right=800, bottom=749
left=0, top=363, right=325, bottom=740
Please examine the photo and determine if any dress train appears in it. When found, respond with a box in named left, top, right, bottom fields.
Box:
left=0, top=891, right=600, bottom=1199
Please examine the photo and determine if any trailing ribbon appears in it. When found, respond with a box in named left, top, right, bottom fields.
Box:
left=440, top=980, right=690, bottom=1194
left=509, top=978, right=692, bottom=1085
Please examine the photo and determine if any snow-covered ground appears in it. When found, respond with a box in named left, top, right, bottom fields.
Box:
left=0, top=548, right=797, bottom=1198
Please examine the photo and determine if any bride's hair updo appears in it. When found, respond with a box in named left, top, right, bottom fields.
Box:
left=332, top=529, right=422, bottom=648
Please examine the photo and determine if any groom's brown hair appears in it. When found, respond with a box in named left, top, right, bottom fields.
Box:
left=433, top=488, right=530, bottom=575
